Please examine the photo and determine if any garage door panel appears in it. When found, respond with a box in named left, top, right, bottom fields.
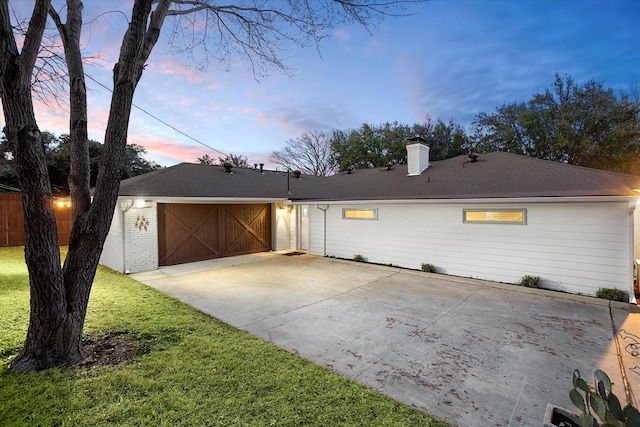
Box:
left=223, top=204, right=271, bottom=256
left=158, top=203, right=271, bottom=266
left=158, top=204, right=222, bottom=266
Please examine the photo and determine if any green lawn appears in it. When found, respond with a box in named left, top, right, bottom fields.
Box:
left=0, top=247, right=449, bottom=426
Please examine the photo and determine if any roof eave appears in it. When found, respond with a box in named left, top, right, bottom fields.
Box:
left=289, top=195, right=640, bottom=205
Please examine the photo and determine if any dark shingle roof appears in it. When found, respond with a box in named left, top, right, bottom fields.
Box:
left=118, top=163, right=329, bottom=199
left=118, top=153, right=640, bottom=201
left=322, top=152, right=640, bottom=200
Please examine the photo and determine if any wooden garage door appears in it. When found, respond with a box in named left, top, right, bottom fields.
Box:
left=158, top=203, right=271, bottom=266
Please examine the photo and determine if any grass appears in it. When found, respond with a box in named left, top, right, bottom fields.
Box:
left=0, top=246, right=448, bottom=427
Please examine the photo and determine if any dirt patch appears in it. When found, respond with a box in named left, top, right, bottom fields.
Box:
left=77, top=333, right=138, bottom=368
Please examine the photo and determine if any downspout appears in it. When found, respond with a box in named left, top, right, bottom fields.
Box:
left=316, top=204, right=329, bottom=256
left=629, top=201, right=637, bottom=304
left=120, top=200, right=134, bottom=274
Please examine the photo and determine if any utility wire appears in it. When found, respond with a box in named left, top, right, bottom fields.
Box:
left=85, top=73, right=228, bottom=157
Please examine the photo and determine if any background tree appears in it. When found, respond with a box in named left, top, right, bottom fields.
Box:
left=1, top=0, right=416, bottom=372
left=122, top=143, right=162, bottom=178
left=330, top=122, right=410, bottom=170
left=196, top=153, right=249, bottom=167
left=271, top=130, right=336, bottom=176
left=330, top=119, right=470, bottom=171
left=1, top=131, right=160, bottom=195
left=195, top=154, right=215, bottom=165
left=219, top=153, right=249, bottom=168
left=473, top=74, right=640, bottom=175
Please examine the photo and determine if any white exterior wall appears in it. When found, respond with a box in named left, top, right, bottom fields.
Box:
left=123, top=202, right=158, bottom=273
left=274, top=205, right=295, bottom=251
left=309, top=201, right=633, bottom=297
left=99, top=201, right=158, bottom=274
left=100, top=207, right=125, bottom=272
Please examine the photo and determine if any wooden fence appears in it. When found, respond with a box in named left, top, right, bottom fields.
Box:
left=0, top=193, right=72, bottom=247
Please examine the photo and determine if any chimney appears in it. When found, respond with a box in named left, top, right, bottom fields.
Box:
left=406, top=136, right=430, bottom=176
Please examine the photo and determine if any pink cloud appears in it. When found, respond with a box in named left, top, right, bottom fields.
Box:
left=153, top=61, right=204, bottom=83
left=126, top=134, right=209, bottom=164
left=256, top=111, right=271, bottom=123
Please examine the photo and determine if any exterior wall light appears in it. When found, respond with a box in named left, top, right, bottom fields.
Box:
left=134, top=199, right=151, bottom=209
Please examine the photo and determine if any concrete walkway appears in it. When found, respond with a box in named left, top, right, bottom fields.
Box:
left=131, top=252, right=640, bottom=427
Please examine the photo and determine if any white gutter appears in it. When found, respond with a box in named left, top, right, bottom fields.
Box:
left=289, top=196, right=639, bottom=205
left=119, top=197, right=287, bottom=204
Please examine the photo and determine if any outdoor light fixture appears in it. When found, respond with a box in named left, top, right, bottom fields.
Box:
left=133, top=199, right=151, bottom=209
left=277, top=204, right=293, bottom=216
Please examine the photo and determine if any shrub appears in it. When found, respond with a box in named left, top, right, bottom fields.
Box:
left=421, top=263, right=436, bottom=273
left=353, top=254, right=365, bottom=262
left=517, top=275, right=540, bottom=288
left=595, top=288, right=627, bottom=302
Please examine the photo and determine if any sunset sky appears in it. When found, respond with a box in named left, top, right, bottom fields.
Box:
left=3, top=0, right=639, bottom=168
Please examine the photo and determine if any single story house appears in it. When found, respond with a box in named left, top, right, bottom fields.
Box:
left=100, top=139, right=640, bottom=303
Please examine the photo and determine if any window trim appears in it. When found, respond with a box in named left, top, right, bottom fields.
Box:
left=342, top=208, right=378, bottom=220
left=463, top=209, right=527, bottom=225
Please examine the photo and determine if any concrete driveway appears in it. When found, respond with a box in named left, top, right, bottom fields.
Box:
left=131, top=252, right=640, bottom=427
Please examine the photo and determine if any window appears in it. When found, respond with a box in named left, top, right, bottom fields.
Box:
left=343, top=208, right=378, bottom=220
left=463, top=209, right=526, bottom=224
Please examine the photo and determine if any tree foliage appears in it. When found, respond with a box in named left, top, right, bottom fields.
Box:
left=1, top=132, right=160, bottom=195
left=0, top=0, right=416, bottom=372
left=196, top=153, right=249, bottom=167
left=271, top=130, right=336, bottom=176
left=330, top=119, right=469, bottom=172
left=473, top=74, right=640, bottom=175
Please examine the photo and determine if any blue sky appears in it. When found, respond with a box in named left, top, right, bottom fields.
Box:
left=4, top=0, right=639, bottom=168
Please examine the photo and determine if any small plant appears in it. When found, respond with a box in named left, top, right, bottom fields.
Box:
left=570, top=369, right=640, bottom=426
left=353, top=254, right=365, bottom=262
left=595, top=288, right=627, bottom=302
left=421, top=263, right=436, bottom=273
left=517, top=275, right=540, bottom=288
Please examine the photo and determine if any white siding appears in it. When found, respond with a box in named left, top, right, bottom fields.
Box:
left=308, top=201, right=632, bottom=296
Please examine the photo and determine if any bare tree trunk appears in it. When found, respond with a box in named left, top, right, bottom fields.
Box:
left=0, top=0, right=84, bottom=372
left=2, top=0, right=169, bottom=372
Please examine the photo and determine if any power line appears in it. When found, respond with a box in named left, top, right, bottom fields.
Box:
left=85, top=73, right=228, bottom=157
